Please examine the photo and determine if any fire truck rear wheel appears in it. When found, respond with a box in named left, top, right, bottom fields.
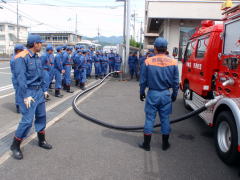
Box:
left=214, top=111, right=239, bottom=165
left=183, top=84, right=192, bottom=110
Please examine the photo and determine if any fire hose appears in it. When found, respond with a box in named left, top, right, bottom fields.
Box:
left=72, top=71, right=222, bottom=131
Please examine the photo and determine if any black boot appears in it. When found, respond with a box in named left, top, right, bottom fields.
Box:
left=162, top=134, right=170, bottom=151
left=66, top=85, right=74, bottom=93
left=10, top=137, right=23, bottom=160
left=80, top=83, right=86, bottom=90
left=16, top=105, right=20, bottom=113
left=139, top=134, right=151, bottom=151
left=75, top=80, right=79, bottom=86
left=49, top=83, right=54, bottom=89
left=63, top=83, right=67, bottom=91
left=37, top=132, right=52, bottom=150
left=55, top=89, right=63, bottom=98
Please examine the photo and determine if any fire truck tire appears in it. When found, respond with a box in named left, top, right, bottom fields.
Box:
left=214, top=111, right=239, bottom=165
left=183, top=83, right=192, bottom=110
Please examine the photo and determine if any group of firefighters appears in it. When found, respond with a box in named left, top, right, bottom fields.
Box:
left=10, top=41, right=123, bottom=113
left=9, top=34, right=179, bottom=161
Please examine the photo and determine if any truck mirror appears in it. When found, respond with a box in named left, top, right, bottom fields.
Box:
left=172, top=47, right=178, bottom=57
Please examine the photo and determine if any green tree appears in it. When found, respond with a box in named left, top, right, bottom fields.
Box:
left=130, top=38, right=140, bottom=48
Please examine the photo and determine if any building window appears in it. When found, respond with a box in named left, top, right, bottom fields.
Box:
left=63, top=36, right=68, bottom=41
left=0, top=35, right=5, bottom=40
left=0, top=25, right=4, bottom=32
left=58, top=36, right=63, bottom=41
left=8, top=25, right=15, bottom=31
left=52, top=36, right=58, bottom=41
left=196, top=37, right=209, bottom=59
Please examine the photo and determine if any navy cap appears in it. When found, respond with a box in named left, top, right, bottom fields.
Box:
left=14, top=44, right=24, bottom=51
left=77, top=49, right=82, bottom=53
left=63, top=45, right=67, bottom=49
left=27, top=34, right=44, bottom=45
left=154, top=37, right=168, bottom=48
left=148, top=48, right=154, bottom=53
left=46, top=44, right=53, bottom=51
left=56, top=46, right=62, bottom=51
left=66, top=46, right=73, bottom=51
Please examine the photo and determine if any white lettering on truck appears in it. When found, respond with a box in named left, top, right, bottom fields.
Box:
left=193, top=63, right=202, bottom=70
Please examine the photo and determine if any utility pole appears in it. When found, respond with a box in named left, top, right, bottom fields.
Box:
left=133, top=10, right=136, bottom=40
left=123, top=0, right=126, bottom=44
left=140, top=21, right=143, bottom=50
left=16, top=0, right=19, bottom=43
left=75, top=13, right=78, bottom=34
left=116, top=0, right=130, bottom=79
left=125, top=0, right=130, bottom=77
left=97, top=25, right=100, bottom=43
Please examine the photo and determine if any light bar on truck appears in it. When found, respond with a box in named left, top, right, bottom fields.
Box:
left=221, top=0, right=233, bottom=10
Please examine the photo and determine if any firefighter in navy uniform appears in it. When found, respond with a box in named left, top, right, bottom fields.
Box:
left=10, top=44, right=25, bottom=113
left=139, top=37, right=179, bottom=151
left=10, top=35, right=52, bottom=160
left=41, top=44, right=54, bottom=96
left=62, top=47, right=74, bottom=93
left=54, top=46, right=65, bottom=97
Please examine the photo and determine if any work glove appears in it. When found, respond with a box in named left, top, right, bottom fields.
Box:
left=24, top=96, right=35, bottom=109
left=171, top=95, right=177, bottom=102
left=44, top=92, right=50, bottom=100
left=140, top=93, right=146, bottom=101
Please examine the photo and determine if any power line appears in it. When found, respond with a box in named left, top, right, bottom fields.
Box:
left=1, top=4, right=64, bottom=31
left=18, top=1, right=124, bottom=8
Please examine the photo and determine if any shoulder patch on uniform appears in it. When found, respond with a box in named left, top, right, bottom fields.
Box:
left=146, top=55, right=177, bottom=67
left=145, top=57, right=153, bottom=66
left=14, top=50, right=29, bottom=59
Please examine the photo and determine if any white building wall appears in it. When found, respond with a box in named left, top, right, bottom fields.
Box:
left=147, top=1, right=232, bottom=20
left=0, top=23, right=28, bottom=55
left=144, top=1, right=232, bottom=55
left=168, top=19, right=180, bottom=57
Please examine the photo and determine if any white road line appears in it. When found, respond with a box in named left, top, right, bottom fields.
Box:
left=0, top=86, right=13, bottom=92
left=0, top=84, right=12, bottom=89
left=0, top=72, right=11, bottom=75
left=0, top=67, right=10, bottom=70
left=0, top=92, right=15, bottom=99
left=0, top=80, right=97, bottom=139
left=0, top=80, right=107, bottom=165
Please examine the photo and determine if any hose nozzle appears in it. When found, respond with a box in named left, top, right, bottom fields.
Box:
left=114, top=71, right=122, bottom=74
left=205, top=96, right=223, bottom=108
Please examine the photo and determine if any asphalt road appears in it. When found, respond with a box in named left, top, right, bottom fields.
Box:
left=0, top=61, right=239, bottom=180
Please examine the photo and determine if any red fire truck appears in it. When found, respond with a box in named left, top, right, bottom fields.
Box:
left=181, top=4, right=240, bottom=165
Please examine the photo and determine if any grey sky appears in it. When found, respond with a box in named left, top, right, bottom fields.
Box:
left=0, top=0, right=145, bottom=38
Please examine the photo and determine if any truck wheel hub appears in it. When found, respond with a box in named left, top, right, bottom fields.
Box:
left=184, top=89, right=191, bottom=100
left=217, top=121, right=232, bottom=153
